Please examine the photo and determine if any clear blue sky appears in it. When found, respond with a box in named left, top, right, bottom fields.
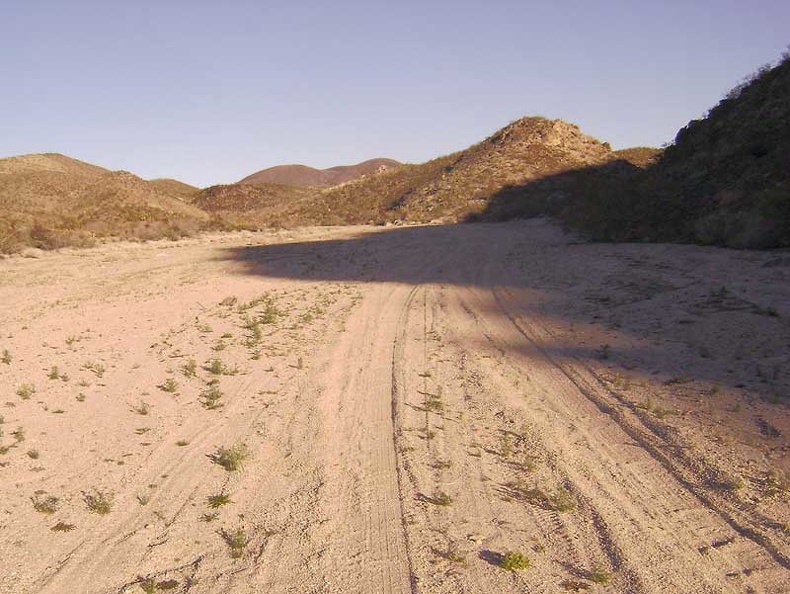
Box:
left=1, top=1, right=787, bottom=187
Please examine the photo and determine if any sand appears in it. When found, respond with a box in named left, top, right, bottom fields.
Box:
left=1, top=220, right=788, bottom=593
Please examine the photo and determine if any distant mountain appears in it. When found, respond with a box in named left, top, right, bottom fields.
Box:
left=239, top=158, right=402, bottom=187
left=0, top=153, right=207, bottom=252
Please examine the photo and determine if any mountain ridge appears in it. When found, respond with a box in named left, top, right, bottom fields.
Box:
left=239, top=158, right=401, bottom=187
left=5, top=49, right=787, bottom=254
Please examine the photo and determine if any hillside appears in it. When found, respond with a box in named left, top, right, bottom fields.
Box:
left=646, top=52, right=790, bottom=247
left=482, top=53, right=790, bottom=247
left=0, top=153, right=209, bottom=253
left=191, top=182, right=315, bottom=229
left=239, top=158, right=401, bottom=187
left=149, top=177, right=201, bottom=201
left=248, top=117, right=626, bottom=226
left=10, top=56, right=786, bottom=253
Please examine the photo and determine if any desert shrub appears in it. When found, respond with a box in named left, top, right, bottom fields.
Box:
left=207, top=493, right=232, bottom=508
left=588, top=566, right=612, bottom=584
left=83, top=489, right=114, bottom=514
left=499, top=551, right=530, bottom=571
left=220, top=527, right=249, bottom=558
left=31, top=493, right=60, bottom=514
left=210, top=443, right=250, bottom=471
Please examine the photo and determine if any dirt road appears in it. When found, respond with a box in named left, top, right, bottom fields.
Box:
left=1, top=221, right=788, bottom=593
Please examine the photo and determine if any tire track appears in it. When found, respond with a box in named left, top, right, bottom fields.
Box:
left=308, top=281, right=416, bottom=594
left=491, top=285, right=790, bottom=572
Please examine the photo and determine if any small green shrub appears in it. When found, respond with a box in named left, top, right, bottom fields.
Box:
left=499, top=433, right=513, bottom=459
left=424, top=491, right=453, bottom=506
left=50, top=521, right=76, bottom=532
left=158, top=378, right=178, bottom=393
left=181, top=359, right=197, bottom=378
left=587, top=566, right=612, bottom=584
left=83, top=362, right=105, bottom=378
left=31, top=493, right=60, bottom=514
left=1, top=349, right=11, bottom=364
left=48, top=366, right=60, bottom=380
left=132, top=401, right=151, bottom=415
left=243, top=321, right=263, bottom=347
left=207, top=493, right=232, bottom=508
left=520, top=485, right=576, bottom=512
left=424, top=392, right=443, bottom=413
left=204, top=359, right=238, bottom=376
left=17, top=383, right=36, bottom=400
left=200, top=385, right=224, bottom=410
left=83, top=489, right=114, bottom=514
left=260, top=302, right=280, bottom=325
left=499, top=550, right=530, bottom=571
left=210, top=443, right=250, bottom=471
left=220, top=527, right=249, bottom=558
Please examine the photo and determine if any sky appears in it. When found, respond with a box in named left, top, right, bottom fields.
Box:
left=1, top=1, right=788, bottom=187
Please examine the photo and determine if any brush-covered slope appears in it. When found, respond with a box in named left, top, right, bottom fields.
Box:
left=148, top=178, right=201, bottom=201
left=475, top=53, right=790, bottom=248
left=529, top=53, right=790, bottom=247
left=264, top=117, right=621, bottom=226
left=0, top=153, right=208, bottom=253
left=239, top=158, right=401, bottom=187
left=191, top=182, right=316, bottom=229
left=647, top=53, right=790, bottom=247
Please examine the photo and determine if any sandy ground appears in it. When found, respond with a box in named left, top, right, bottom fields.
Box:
left=1, top=220, right=788, bottom=594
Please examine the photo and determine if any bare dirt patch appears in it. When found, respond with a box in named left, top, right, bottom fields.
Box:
left=1, top=221, right=787, bottom=593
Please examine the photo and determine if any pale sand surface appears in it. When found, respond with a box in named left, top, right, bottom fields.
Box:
left=1, top=220, right=788, bottom=593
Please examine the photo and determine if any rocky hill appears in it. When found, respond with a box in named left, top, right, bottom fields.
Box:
left=0, top=153, right=208, bottom=252
left=486, top=53, right=789, bottom=248
left=249, top=117, right=629, bottom=226
left=0, top=121, right=659, bottom=253
left=239, top=158, right=401, bottom=187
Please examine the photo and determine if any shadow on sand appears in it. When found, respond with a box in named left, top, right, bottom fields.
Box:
left=216, top=221, right=789, bottom=401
